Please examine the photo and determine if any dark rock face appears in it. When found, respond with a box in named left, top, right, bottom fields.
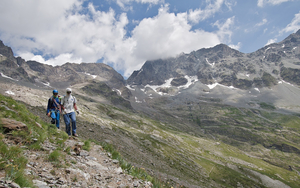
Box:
left=280, top=67, right=300, bottom=85
left=261, top=72, right=277, bottom=87
left=0, top=41, right=14, bottom=60
left=266, top=53, right=281, bottom=62
left=171, top=77, right=188, bottom=86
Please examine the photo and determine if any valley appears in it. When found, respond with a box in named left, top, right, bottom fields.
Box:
left=0, top=29, right=300, bottom=187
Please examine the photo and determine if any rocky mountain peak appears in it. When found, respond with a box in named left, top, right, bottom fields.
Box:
left=0, top=40, right=14, bottom=60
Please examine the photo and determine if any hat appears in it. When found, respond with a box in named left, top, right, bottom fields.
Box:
left=53, top=89, right=58, bottom=94
left=66, top=88, right=72, bottom=93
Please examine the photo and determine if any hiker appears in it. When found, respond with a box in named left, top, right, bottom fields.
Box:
left=61, top=88, right=79, bottom=137
left=46, top=89, right=61, bottom=129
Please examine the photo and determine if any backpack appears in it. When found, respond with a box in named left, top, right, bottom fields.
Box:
left=50, top=96, right=61, bottom=112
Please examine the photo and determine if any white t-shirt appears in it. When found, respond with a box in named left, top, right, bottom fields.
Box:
left=62, top=94, right=77, bottom=114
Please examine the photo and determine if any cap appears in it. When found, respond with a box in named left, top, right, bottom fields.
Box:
left=66, top=88, right=72, bottom=93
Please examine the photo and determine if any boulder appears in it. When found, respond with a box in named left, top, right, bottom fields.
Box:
left=0, top=118, right=28, bottom=133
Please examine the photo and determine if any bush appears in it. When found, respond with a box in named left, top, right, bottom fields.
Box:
left=83, top=140, right=91, bottom=151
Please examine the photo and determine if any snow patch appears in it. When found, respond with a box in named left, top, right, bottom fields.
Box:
left=264, top=47, right=275, bottom=53
left=0, top=72, right=18, bottom=81
left=84, top=72, right=97, bottom=79
left=254, top=88, right=260, bottom=93
left=206, top=58, right=215, bottom=67
left=5, top=91, right=15, bottom=95
left=135, top=97, right=142, bottom=103
left=144, top=78, right=173, bottom=94
left=114, top=89, right=121, bottom=95
left=42, top=82, right=51, bottom=87
left=293, top=47, right=298, bottom=50
left=178, top=75, right=198, bottom=89
left=143, top=75, right=198, bottom=96
left=282, top=44, right=285, bottom=48
left=207, top=83, right=218, bottom=89
left=126, top=85, right=135, bottom=91
left=206, top=83, right=237, bottom=90
left=278, top=80, right=294, bottom=86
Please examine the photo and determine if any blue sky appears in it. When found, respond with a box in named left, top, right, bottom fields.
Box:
left=0, top=0, right=300, bottom=78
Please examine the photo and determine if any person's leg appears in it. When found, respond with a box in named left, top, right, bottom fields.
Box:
left=70, top=112, right=77, bottom=135
left=63, top=113, right=71, bottom=136
left=55, top=110, right=60, bottom=129
left=50, top=110, right=56, bottom=124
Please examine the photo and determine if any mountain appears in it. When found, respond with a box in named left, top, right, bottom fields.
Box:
left=1, top=31, right=300, bottom=188
left=0, top=42, right=132, bottom=109
left=127, top=29, right=300, bottom=113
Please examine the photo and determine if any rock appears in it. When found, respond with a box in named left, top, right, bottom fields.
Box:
left=35, top=122, right=43, bottom=129
left=32, top=180, right=49, bottom=188
left=72, top=143, right=82, bottom=155
left=112, top=159, right=119, bottom=164
left=0, top=118, right=28, bottom=133
left=9, top=182, right=20, bottom=188
left=115, top=167, right=123, bottom=174
left=133, top=181, right=139, bottom=187
left=85, top=160, right=108, bottom=171
left=79, top=150, right=89, bottom=156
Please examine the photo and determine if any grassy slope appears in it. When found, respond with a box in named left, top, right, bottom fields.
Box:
left=0, top=94, right=165, bottom=188
left=72, top=92, right=300, bottom=188
left=2, top=90, right=299, bottom=187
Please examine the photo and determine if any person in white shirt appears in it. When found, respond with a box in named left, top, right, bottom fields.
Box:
left=61, top=88, right=79, bottom=137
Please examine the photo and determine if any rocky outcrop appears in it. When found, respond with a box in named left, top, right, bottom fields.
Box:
left=0, top=118, right=28, bottom=133
left=280, top=67, right=300, bottom=85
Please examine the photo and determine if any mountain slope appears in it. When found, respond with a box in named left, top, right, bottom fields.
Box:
left=127, top=29, right=300, bottom=113
left=1, top=31, right=300, bottom=187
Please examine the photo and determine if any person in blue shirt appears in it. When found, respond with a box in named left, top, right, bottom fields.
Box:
left=46, top=89, right=61, bottom=128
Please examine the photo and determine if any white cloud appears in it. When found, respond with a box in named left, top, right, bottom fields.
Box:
left=213, top=16, right=235, bottom=43
left=281, top=11, right=300, bottom=33
left=19, top=52, right=82, bottom=66
left=229, top=42, right=241, bottom=50
left=257, top=0, right=294, bottom=7
left=188, top=0, right=225, bottom=23
left=266, top=38, right=277, bottom=46
left=115, top=0, right=163, bottom=9
left=0, top=0, right=130, bottom=68
left=255, top=18, right=268, bottom=27
left=122, top=5, right=221, bottom=76
left=0, top=1, right=227, bottom=78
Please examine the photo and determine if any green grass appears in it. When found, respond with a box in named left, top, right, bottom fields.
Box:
left=83, top=140, right=91, bottom=151
left=48, top=150, right=61, bottom=162
left=0, top=94, right=71, bottom=187
left=259, top=102, right=276, bottom=110
left=101, top=141, right=171, bottom=188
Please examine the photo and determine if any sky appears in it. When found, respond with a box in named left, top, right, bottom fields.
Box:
left=0, top=0, right=300, bottom=78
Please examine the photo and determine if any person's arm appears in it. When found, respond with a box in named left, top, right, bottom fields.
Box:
left=61, top=96, right=66, bottom=113
left=74, top=103, right=78, bottom=111
left=73, top=97, right=79, bottom=114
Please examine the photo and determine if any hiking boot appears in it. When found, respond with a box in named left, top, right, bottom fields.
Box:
left=51, top=119, right=55, bottom=124
left=72, top=133, right=78, bottom=137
